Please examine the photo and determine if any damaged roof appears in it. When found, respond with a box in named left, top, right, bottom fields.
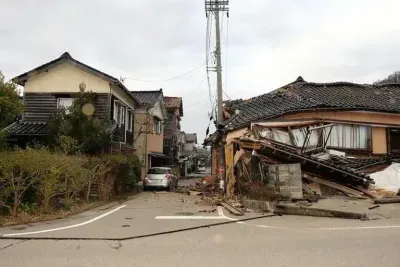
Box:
left=226, top=76, right=400, bottom=130
left=131, top=89, right=163, bottom=108
left=164, top=96, right=183, bottom=116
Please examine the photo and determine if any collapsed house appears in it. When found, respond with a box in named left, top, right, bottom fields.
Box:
left=205, top=77, right=400, bottom=200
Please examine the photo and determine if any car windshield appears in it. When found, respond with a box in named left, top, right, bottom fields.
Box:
left=147, top=168, right=168, bottom=174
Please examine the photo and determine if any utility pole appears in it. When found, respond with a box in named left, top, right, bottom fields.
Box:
left=205, top=0, right=229, bottom=190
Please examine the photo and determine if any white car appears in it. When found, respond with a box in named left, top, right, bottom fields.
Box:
left=143, top=167, right=178, bottom=191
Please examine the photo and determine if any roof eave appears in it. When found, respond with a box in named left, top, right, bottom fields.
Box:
left=225, top=107, right=400, bottom=132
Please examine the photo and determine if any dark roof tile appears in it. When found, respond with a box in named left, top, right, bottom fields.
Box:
left=226, top=78, right=400, bottom=130
left=131, top=89, right=163, bottom=107
left=2, top=122, right=48, bottom=136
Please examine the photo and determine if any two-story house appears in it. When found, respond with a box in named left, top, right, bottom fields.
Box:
left=163, top=96, right=183, bottom=165
left=4, top=52, right=138, bottom=150
left=131, top=89, right=168, bottom=179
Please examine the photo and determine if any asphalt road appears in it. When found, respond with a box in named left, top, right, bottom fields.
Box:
left=1, top=178, right=400, bottom=267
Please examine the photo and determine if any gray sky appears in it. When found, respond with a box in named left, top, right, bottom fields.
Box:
left=1, top=0, right=400, bottom=142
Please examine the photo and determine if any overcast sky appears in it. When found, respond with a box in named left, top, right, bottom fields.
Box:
left=1, top=0, right=400, bottom=142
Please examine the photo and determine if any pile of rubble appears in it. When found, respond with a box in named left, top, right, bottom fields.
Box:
left=226, top=123, right=400, bottom=203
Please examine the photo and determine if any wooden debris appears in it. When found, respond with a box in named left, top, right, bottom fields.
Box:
left=302, top=183, right=317, bottom=202
left=374, top=197, right=400, bottom=204
left=188, top=191, right=202, bottom=196
left=348, top=185, right=377, bottom=199
left=219, top=202, right=244, bottom=216
left=309, top=182, right=322, bottom=197
left=368, top=205, right=380, bottom=210
left=303, top=173, right=364, bottom=197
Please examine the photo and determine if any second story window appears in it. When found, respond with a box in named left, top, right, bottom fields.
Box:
left=120, top=106, right=125, bottom=126
left=58, top=98, right=73, bottom=114
left=126, top=110, right=133, bottom=132
left=113, top=101, right=126, bottom=127
left=154, top=118, right=162, bottom=135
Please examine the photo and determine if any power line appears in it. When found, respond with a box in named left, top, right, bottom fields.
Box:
left=206, top=15, right=214, bottom=110
left=184, top=75, right=208, bottom=109
left=124, top=54, right=213, bottom=83
left=223, top=90, right=231, bottom=100
left=224, top=14, right=230, bottom=100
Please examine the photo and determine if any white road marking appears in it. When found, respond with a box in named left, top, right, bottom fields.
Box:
left=256, top=225, right=279, bottom=228
left=217, top=206, right=224, bottom=216
left=218, top=207, right=400, bottom=231
left=156, top=207, right=228, bottom=220
left=2, top=205, right=127, bottom=237
left=155, top=216, right=225, bottom=220
left=313, top=225, right=400, bottom=231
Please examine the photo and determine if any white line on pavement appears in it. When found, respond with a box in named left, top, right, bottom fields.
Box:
left=2, top=205, right=127, bottom=237
left=155, top=207, right=228, bottom=220
left=313, top=225, right=400, bottom=231
left=217, top=206, right=224, bottom=216
left=218, top=206, right=400, bottom=231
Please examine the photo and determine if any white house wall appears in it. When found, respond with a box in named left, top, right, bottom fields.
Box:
left=24, top=62, right=110, bottom=94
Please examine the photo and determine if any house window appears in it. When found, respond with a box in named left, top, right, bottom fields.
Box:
left=324, top=124, right=371, bottom=149
left=126, top=110, right=133, bottom=132
left=154, top=118, right=162, bottom=134
left=113, top=101, right=126, bottom=127
left=120, top=106, right=125, bottom=126
left=113, top=101, right=120, bottom=124
left=58, top=98, right=73, bottom=114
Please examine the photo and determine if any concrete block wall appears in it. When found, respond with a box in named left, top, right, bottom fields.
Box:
left=268, top=163, right=303, bottom=199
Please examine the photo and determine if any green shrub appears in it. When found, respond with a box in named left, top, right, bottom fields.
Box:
left=0, top=149, right=43, bottom=216
left=47, top=84, right=112, bottom=154
left=0, top=131, right=8, bottom=151
left=0, top=148, right=141, bottom=216
left=115, top=154, right=141, bottom=194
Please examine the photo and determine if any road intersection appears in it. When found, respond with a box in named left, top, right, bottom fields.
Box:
left=1, top=179, right=400, bottom=266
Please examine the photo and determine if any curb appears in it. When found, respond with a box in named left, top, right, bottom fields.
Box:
left=274, top=204, right=367, bottom=220
left=242, top=200, right=274, bottom=212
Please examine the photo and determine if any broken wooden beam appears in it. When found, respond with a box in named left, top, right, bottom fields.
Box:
left=219, top=202, right=244, bottom=216
left=347, top=185, right=377, bottom=199
left=374, top=197, right=400, bottom=204
left=303, top=173, right=364, bottom=197
left=368, top=205, right=380, bottom=210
